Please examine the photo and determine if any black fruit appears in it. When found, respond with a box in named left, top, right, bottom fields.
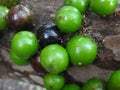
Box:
left=37, top=22, right=62, bottom=48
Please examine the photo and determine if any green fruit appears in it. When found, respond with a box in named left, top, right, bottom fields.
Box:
left=11, top=31, right=39, bottom=59
left=55, top=6, right=82, bottom=33
left=82, top=78, right=106, bottom=90
left=0, top=5, right=9, bottom=31
left=66, top=35, right=97, bottom=66
left=40, top=44, right=69, bottom=74
left=10, top=50, right=30, bottom=66
left=0, top=0, right=20, bottom=8
left=44, top=73, right=65, bottom=90
left=62, top=83, right=81, bottom=90
left=64, top=0, right=89, bottom=13
left=108, top=70, right=120, bottom=90
left=90, top=0, right=118, bottom=16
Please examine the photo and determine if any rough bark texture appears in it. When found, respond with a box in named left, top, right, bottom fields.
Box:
left=0, top=79, right=45, bottom=90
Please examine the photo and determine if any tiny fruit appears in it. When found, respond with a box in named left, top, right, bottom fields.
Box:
left=8, top=5, right=33, bottom=30
left=0, top=5, right=9, bottom=31
left=90, top=0, right=118, bottom=16
left=40, top=44, right=69, bottom=74
left=107, top=70, right=120, bottom=90
left=66, top=35, right=97, bottom=66
left=11, top=31, right=39, bottom=59
left=82, top=78, right=106, bottom=90
left=44, top=73, right=65, bottom=90
left=37, top=22, right=61, bottom=48
left=63, top=83, right=81, bottom=90
left=0, top=0, right=20, bottom=8
left=64, top=0, right=89, bottom=13
left=55, top=6, right=82, bottom=33
left=10, top=50, right=30, bottom=66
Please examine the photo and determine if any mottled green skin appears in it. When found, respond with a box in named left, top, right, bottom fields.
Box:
left=108, top=70, right=120, bottom=90
left=64, top=0, right=89, bottom=13
left=44, top=74, right=65, bottom=90
left=10, top=50, right=30, bottom=66
left=40, top=44, right=69, bottom=74
left=11, top=31, right=39, bottom=60
left=0, top=0, right=20, bottom=8
left=82, top=78, right=106, bottom=90
left=0, top=6, right=9, bottom=31
left=55, top=6, right=82, bottom=33
left=66, top=35, right=97, bottom=66
left=90, top=0, right=118, bottom=16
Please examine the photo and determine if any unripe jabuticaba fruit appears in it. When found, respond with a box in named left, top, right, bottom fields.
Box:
left=0, top=0, right=20, bottom=8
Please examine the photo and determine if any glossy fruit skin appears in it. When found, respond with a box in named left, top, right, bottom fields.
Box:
left=0, top=6, right=9, bottom=31
left=37, top=22, right=61, bottom=48
left=31, top=53, right=46, bottom=73
left=0, top=0, right=20, bottom=8
left=66, top=35, right=97, bottom=66
left=63, top=84, right=81, bottom=90
left=55, top=6, right=82, bottom=33
left=11, top=31, right=39, bottom=60
left=40, top=44, right=69, bottom=74
left=82, top=78, right=106, bottom=90
left=8, top=5, right=33, bottom=30
left=10, top=50, right=30, bottom=66
left=64, top=0, right=89, bottom=13
left=107, top=70, right=120, bottom=90
left=90, top=0, right=118, bottom=16
left=44, top=73, right=65, bottom=90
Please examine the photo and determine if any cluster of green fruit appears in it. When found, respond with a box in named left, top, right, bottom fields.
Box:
left=55, top=0, right=118, bottom=34
left=9, top=29, right=97, bottom=90
left=49, top=70, right=120, bottom=90
left=41, top=0, right=119, bottom=90
left=0, top=0, right=120, bottom=90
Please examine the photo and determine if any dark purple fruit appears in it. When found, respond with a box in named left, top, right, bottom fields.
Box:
left=31, top=53, right=46, bottom=73
left=8, top=5, right=33, bottom=30
left=37, top=22, right=62, bottom=48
